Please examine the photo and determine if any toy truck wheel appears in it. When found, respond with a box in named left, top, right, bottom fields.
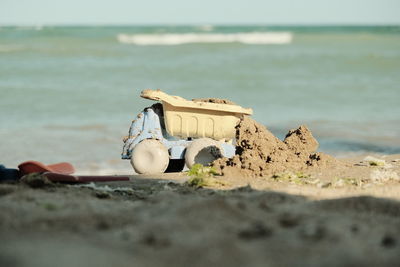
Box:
left=130, top=139, right=169, bottom=174
left=185, top=138, right=223, bottom=169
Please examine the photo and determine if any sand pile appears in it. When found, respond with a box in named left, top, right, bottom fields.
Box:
left=213, top=116, right=338, bottom=177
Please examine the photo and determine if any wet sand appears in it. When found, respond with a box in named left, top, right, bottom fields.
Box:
left=1, top=154, right=400, bottom=267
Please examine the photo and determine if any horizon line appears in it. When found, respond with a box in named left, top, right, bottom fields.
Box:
left=1, top=22, right=400, bottom=27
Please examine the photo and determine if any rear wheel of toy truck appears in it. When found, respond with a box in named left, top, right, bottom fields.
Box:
left=130, top=139, right=169, bottom=174
left=185, top=138, right=223, bottom=169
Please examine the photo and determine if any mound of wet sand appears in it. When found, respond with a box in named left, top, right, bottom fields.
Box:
left=213, top=116, right=339, bottom=177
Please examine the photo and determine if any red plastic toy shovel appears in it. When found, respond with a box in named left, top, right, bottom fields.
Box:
left=18, top=161, right=75, bottom=176
left=18, top=161, right=130, bottom=183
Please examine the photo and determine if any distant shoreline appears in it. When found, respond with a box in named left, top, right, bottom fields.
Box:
left=1, top=24, right=400, bottom=29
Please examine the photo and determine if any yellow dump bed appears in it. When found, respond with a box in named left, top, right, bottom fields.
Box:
left=141, top=89, right=253, bottom=140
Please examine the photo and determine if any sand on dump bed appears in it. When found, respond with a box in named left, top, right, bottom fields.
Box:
left=192, top=98, right=237, bottom=105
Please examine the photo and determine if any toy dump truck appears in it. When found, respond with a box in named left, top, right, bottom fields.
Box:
left=122, top=89, right=253, bottom=174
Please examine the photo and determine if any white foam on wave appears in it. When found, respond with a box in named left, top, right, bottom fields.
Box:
left=12, top=25, right=44, bottom=31
left=117, top=32, right=293, bottom=45
left=197, top=24, right=214, bottom=32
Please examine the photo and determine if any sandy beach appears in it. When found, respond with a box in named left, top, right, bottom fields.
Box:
left=1, top=153, right=400, bottom=267
left=1, top=23, right=399, bottom=267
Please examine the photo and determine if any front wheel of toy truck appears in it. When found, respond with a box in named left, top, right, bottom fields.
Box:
left=130, top=139, right=169, bottom=174
left=185, top=138, right=223, bottom=169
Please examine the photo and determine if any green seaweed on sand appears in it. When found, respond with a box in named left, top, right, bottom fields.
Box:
left=271, top=172, right=312, bottom=185
left=332, top=177, right=362, bottom=187
left=368, top=161, right=385, bottom=167
left=186, top=164, right=226, bottom=188
left=364, top=156, right=386, bottom=167
left=187, top=164, right=218, bottom=178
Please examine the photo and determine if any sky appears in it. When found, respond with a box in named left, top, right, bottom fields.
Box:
left=0, top=0, right=399, bottom=25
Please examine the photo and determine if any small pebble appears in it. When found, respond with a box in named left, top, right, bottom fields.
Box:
left=317, top=182, right=331, bottom=188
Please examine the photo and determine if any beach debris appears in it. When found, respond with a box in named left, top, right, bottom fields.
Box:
left=332, top=177, right=362, bottom=187
left=364, top=156, right=386, bottom=167
left=271, top=172, right=315, bottom=185
left=72, top=182, right=135, bottom=193
left=20, top=173, right=54, bottom=188
left=187, top=163, right=218, bottom=178
left=94, top=191, right=112, bottom=199
left=316, top=181, right=332, bottom=188
left=370, top=169, right=399, bottom=183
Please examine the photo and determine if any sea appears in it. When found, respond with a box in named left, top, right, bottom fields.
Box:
left=1, top=25, right=399, bottom=174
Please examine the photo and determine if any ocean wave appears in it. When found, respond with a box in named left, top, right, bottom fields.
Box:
left=197, top=24, right=214, bottom=32
left=11, top=25, right=44, bottom=31
left=0, top=45, right=23, bottom=53
left=117, top=32, right=293, bottom=45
